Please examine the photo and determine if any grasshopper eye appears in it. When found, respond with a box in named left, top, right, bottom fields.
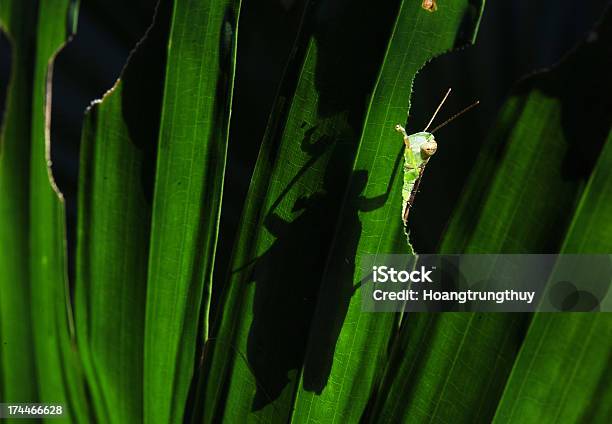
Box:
left=420, top=140, right=437, bottom=158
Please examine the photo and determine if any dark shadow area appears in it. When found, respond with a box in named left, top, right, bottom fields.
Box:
left=556, top=10, right=612, bottom=180
left=249, top=145, right=400, bottom=404
left=299, top=161, right=399, bottom=393
left=248, top=143, right=400, bottom=409
left=0, top=31, right=10, bottom=130
left=453, top=0, right=484, bottom=48
left=310, top=0, right=400, bottom=122
left=121, top=0, right=171, bottom=205
left=247, top=136, right=345, bottom=408
left=213, top=0, right=310, bottom=299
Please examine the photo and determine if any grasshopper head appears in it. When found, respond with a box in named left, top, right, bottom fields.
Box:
left=420, top=135, right=437, bottom=158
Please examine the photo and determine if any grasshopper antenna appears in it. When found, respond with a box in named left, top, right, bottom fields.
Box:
left=423, top=88, right=452, bottom=132
left=430, top=100, right=480, bottom=134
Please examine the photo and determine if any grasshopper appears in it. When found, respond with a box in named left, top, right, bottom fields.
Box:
left=395, top=88, right=479, bottom=230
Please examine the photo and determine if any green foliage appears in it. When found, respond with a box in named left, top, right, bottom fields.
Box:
left=142, top=1, right=240, bottom=423
left=0, top=1, right=38, bottom=409
left=1, top=1, right=89, bottom=422
left=0, top=0, right=610, bottom=423
left=76, top=14, right=165, bottom=423
left=492, top=131, right=612, bottom=423
left=76, top=1, right=241, bottom=423
left=203, top=1, right=485, bottom=421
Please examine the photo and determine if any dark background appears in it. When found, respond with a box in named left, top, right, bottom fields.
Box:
left=0, top=0, right=609, bottom=274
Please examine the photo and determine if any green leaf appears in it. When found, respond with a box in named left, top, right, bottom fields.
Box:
left=1, top=1, right=89, bottom=422
left=203, top=0, right=485, bottom=422
left=74, top=4, right=171, bottom=423
left=493, top=314, right=612, bottom=424
left=367, top=313, right=525, bottom=423
left=143, top=1, right=241, bottom=423
left=28, top=1, right=90, bottom=422
left=560, top=132, right=612, bottom=255
left=0, top=1, right=39, bottom=408
left=492, top=130, right=612, bottom=423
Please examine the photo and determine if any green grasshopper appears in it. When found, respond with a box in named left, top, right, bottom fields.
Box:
left=395, top=88, right=479, bottom=230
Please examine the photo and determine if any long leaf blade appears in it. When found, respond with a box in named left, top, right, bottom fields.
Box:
left=0, top=2, right=38, bottom=409
left=493, top=129, right=612, bottom=423
left=144, top=1, right=241, bottom=422
left=74, top=3, right=171, bottom=422
left=28, top=1, right=91, bottom=421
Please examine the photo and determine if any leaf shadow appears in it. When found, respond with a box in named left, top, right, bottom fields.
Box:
left=246, top=130, right=399, bottom=408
